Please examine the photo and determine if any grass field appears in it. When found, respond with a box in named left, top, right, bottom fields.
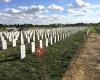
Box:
left=0, top=31, right=85, bottom=80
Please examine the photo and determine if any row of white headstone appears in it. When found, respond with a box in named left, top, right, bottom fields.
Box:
left=0, top=31, right=20, bottom=50
left=20, top=27, right=87, bottom=59
left=0, top=27, right=87, bottom=59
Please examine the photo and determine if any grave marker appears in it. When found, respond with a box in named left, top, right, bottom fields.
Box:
left=2, top=40, right=7, bottom=50
left=31, top=42, right=35, bottom=53
left=39, top=40, right=43, bottom=48
left=46, top=38, right=48, bottom=47
left=12, top=39, right=16, bottom=47
left=20, top=44, right=26, bottom=59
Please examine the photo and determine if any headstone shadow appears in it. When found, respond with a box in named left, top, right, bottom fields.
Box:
left=0, top=53, right=20, bottom=64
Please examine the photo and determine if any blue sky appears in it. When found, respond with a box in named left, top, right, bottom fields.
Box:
left=0, top=0, right=100, bottom=24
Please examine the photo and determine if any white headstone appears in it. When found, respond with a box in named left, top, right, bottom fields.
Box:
left=39, top=40, right=43, bottom=48
left=50, top=37, right=53, bottom=45
left=9, top=36, right=12, bottom=41
left=46, top=38, right=48, bottom=47
left=54, top=36, right=56, bottom=43
left=63, top=33, right=65, bottom=39
left=27, top=36, right=30, bottom=43
left=57, top=35, right=60, bottom=42
left=2, top=40, right=7, bottom=50
left=45, top=32, right=47, bottom=38
left=1, top=36, right=5, bottom=41
left=21, top=31, right=24, bottom=45
left=60, top=34, right=62, bottom=40
left=68, top=32, right=70, bottom=37
left=37, top=34, right=40, bottom=40
left=12, top=39, right=16, bottom=47
left=41, top=33, right=44, bottom=39
left=20, top=44, right=26, bottom=59
left=25, top=33, right=28, bottom=38
left=53, top=32, right=55, bottom=36
left=31, top=42, right=35, bottom=53
left=47, top=32, right=49, bottom=38
left=65, top=33, right=67, bottom=38
left=33, top=35, right=35, bottom=41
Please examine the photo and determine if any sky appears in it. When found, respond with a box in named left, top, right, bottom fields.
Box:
left=0, top=0, right=100, bottom=24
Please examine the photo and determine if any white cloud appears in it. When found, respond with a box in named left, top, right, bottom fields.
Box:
left=75, top=0, right=90, bottom=7
left=18, top=5, right=46, bottom=14
left=5, top=0, right=11, bottom=2
left=89, top=4, right=100, bottom=9
left=35, top=14, right=66, bottom=21
left=0, top=4, right=66, bottom=24
left=66, top=0, right=100, bottom=24
left=4, top=8, right=21, bottom=14
left=48, top=4, right=64, bottom=11
left=0, top=5, right=46, bottom=24
left=35, top=14, right=50, bottom=20
left=1, top=0, right=11, bottom=3
left=67, top=0, right=100, bottom=17
left=1, top=5, right=46, bottom=15
left=67, top=3, right=74, bottom=8
left=67, top=8, right=85, bottom=16
left=19, top=6, right=29, bottom=10
left=49, top=14, right=66, bottom=20
left=67, top=9, right=77, bottom=14
left=35, top=14, right=67, bottom=24
left=68, top=0, right=100, bottom=9
left=82, top=7, right=93, bottom=13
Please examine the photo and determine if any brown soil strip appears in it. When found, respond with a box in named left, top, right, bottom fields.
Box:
left=62, top=33, right=100, bottom=80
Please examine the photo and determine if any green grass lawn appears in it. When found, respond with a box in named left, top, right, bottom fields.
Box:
left=0, top=31, right=85, bottom=80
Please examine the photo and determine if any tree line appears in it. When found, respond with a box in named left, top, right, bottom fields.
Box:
left=0, top=23, right=100, bottom=29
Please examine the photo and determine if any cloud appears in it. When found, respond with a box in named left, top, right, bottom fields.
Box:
left=4, top=8, right=21, bottom=14
left=82, top=7, right=93, bottom=13
left=35, top=14, right=50, bottom=20
left=67, top=3, right=74, bottom=8
left=0, top=4, right=65, bottom=24
left=49, top=14, right=66, bottom=20
left=5, top=0, right=11, bottom=2
left=1, top=5, right=46, bottom=15
left=0, top=5, right=47, bottom=24
left=68, top=0, right=100, bottom=9
left=35, top=14, right=66, bottom=21
left=19, top=5, right=46, bottom=14
left=48, top=4, right=64, bottom=11
left=67, top=0, right=100, bottom=17
left=67, top=8, right=85, bottom=16
left=67, top=0, right=92, bottom=9
left=66, top=0, right=100, bottom=23
left=34, top=14, right=67, bottom=24
left=1, top=0, right=11, bottom=3
left=75, top=0, right=90, bottom=7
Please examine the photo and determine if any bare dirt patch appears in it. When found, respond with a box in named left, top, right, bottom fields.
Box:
left=62, top=33, right=100, bottom=80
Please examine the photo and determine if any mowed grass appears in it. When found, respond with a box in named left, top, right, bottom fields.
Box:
left=90, top=27, right=96, bottom=33
left=0, top=31, right=85, bottom=80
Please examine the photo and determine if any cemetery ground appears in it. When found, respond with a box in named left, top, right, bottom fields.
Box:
left=0, top=29, right=85, bottom=80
